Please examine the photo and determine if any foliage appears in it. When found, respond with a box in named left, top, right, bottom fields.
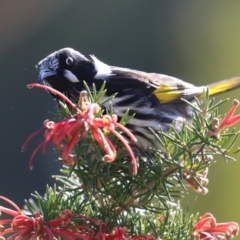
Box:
left=0, top=84, right=239, bottom=239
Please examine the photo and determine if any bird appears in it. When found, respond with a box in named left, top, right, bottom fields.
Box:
left=36, top=47, right=240, bottom=149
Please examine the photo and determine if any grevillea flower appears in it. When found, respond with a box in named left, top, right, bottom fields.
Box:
left=183, top=167, right=209, bottom=195
left=192, top=212, right=239, bottom=240
left=97, top=226, right=156, bottom=240
left=0, top=195, right=112, bottom=239
left=97, top=226, right=129, bottom=240
left=22, top=83, right=138, bottom=174
left=0, top=196, right=158, bottom=239
left=208, top=99, right=240, bottom=138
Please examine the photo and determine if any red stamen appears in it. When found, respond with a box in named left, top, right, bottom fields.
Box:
left=62, top=131, right=80, bottom=163
left=27, top=83, right=77, bottom=111
left=221, top=99, right=240, bottom=129
left=28, top=141, right=46, bottom=169
left=0, top=196, right=22, bottom=213
left=22, top=127, right=46, bottom=152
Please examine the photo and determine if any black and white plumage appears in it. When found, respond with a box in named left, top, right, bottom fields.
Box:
left=36, top=48, right=240, bottom=149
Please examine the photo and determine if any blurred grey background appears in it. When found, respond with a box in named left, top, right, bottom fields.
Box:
left=1, top=0, right=240, bottom=236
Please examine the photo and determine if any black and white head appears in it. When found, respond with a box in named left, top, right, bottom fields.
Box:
left=36, top=48, right=112, bottom=102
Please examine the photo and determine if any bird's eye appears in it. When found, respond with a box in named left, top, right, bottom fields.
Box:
left=66, top=57, right=73, bottom=65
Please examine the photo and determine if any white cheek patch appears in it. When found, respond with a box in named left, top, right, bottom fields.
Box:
left=64, top=70, right=80, bottom=83
left=90, top=55, right=112, bottom=79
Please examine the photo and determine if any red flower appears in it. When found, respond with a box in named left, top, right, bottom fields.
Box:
left=97, top=226, right=129, bottom=240
left=220, top=100, right=240, bottom=129
left=0, top=196, right=112, bottom=239
left=23, top=84, right=138, bottom=174
left=0, top=196, right=157, bottom=240
left=97, top=226, right=156, bottom=240
left=192, top=212, right=239, bottom=239
left=208, top=100, right=240, bottom=138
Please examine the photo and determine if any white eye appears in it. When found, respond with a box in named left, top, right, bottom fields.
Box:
left=66, top=57, right=73, bottom=65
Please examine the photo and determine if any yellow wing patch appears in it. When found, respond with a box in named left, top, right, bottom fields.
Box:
left=153, top=84, right=185, bottom=103
left=153, top=76, right=240, bottom=103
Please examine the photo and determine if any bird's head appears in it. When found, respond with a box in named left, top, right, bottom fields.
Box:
left=36, top=48, right=113, bottom=102
left=36, top=48, right=98, bottom=102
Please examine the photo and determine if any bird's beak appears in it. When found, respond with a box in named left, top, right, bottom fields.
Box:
left=38, top=70, right=56, bottom=82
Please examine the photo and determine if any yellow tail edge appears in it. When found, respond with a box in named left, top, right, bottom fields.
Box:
left=207, top=76, right=240, bottom=97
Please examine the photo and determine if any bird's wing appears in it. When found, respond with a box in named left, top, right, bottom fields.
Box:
left=110, top=66, right=205, bottom=103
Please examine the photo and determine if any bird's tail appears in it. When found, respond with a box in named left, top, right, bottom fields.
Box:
left=207, top=76, right=240, bottom=97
